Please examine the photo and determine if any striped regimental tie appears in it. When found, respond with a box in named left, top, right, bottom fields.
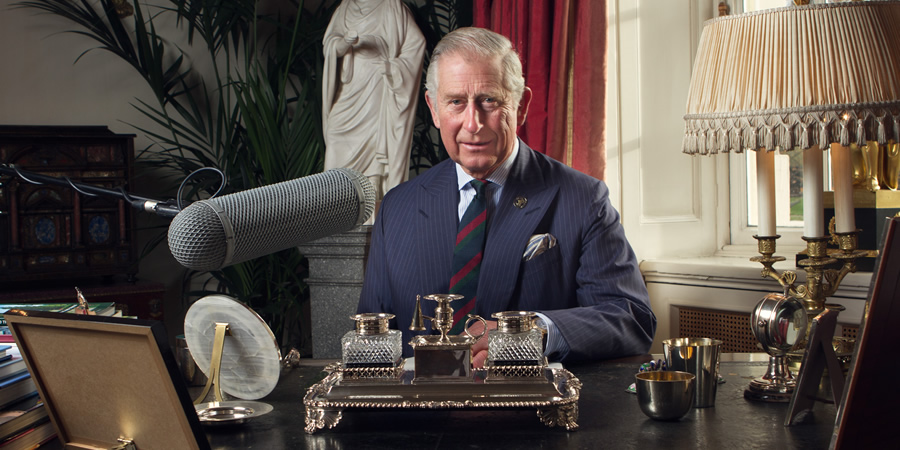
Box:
left=448, top=179, right=489, bottom=334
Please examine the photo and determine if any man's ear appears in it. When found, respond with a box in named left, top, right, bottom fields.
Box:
left=516, top=87, right=533, bottom=127
left=425, top=91, right=440, bottom=128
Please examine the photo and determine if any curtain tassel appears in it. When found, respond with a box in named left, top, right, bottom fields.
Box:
left=799, top=123, right=810, bottom=150
left=699, top=130, right=708, bottom=155
left=782, top=124, right=793, bottom=151
left=856, top=117, right=866, bottom=147
left=877, top=116, right=887, bottom=145
left=839, top=120, right=850, bottom=147
left=706, top=129, right=716, bottom=154
left=819, top=121, right=830, bottom=148
left=686, top=132, right=697, bottom=155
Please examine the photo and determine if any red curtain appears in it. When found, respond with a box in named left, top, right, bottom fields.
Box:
left=473, top=0, right=607, bottom=180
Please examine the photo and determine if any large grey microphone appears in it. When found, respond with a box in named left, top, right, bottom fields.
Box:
left=167, top=168, right=375, bottom=271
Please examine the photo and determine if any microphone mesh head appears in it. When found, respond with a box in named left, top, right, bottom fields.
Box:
left=168, top=201, right=228, bottom=271
left=168, top=168, right=376, bottom=271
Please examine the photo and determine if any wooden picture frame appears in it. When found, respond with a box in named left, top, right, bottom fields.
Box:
left=4, top=310, right=209, bottom=450
left=832, top=216, right=900, bottom=448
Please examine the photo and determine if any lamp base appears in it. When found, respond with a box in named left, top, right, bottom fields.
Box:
left=745, top=375, right=796, bottom=403
left=744, top=386, right=794, bottom=403
left=744, top=354, right=796, bottom=403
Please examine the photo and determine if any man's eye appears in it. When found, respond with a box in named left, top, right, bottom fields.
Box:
left=449, top=99, right=463, bottom=106
left=481, top=98, right=500, bottom=109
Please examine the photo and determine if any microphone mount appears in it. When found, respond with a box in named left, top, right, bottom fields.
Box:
left=0, top=164, right=182, bottom=218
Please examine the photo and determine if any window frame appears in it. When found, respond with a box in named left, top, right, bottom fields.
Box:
left=720, top=0, right=822, bottom=255
left=725, top=151, right=806, bottom=253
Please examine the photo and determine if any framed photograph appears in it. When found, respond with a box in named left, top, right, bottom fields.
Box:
left=4, top=310, right=209, bottom=450
left=832, top=216, right=900, bottom=448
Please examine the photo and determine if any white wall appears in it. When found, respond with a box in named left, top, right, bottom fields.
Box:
left=1, top=2, right=157, bottom=139
left=606, top=0, right=721, bottom=261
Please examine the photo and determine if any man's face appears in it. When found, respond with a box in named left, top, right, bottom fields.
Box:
left=425, top=52, right=531, bottom=179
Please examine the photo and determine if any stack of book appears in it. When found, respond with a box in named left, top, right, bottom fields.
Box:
left=0, top=303, right=121, bottom=449
left=0, top=344, right=53, bottom=449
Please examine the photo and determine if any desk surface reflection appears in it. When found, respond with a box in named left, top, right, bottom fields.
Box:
left=201, top=353, right=835, bottom=450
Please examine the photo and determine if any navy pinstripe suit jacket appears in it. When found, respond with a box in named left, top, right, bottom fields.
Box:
left=358, top=140, right=656, bottom=362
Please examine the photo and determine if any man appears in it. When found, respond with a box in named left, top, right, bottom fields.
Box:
left=358, top=27, right=655, bottom=366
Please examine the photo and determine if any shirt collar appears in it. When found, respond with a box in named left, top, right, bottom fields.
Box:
left=455, top=139, right=519, bottom=191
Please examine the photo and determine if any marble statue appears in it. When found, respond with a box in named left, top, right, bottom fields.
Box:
left=322, top=0, right=426, bottom=205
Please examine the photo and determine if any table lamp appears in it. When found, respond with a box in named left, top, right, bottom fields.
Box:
left=682, top=1, right=900, bottom=397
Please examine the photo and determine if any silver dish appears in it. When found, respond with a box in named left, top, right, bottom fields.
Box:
left=195, top=401, right=274, bottom=426
left=303, top=362, right=581, bottom=434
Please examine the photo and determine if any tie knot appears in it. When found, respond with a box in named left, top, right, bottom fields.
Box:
left=470, top=179, right=488, bottom=199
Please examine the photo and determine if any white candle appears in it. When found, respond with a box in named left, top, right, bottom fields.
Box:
left=803, top=146, right=824, bottom=238
left=756, top=149, right=777, bottom=237
left=831, top=143, right=856, bottom=233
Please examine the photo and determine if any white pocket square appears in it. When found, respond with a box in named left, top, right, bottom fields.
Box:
left=523, top=233, right=557, bottom=261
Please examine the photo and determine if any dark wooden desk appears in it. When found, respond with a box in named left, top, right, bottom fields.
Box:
left=201, top=354, right=836, bottom=449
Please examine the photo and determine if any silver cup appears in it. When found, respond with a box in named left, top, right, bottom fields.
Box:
left=175, top=334, right=208, bottom=387
left=663, top=337, right=722, bottom=408
left=634, top=371, right=695, bottom=421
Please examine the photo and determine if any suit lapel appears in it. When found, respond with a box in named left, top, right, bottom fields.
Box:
left=478, top=143, right=559, bottom=315
left=416, top=162, right=458, bottom=293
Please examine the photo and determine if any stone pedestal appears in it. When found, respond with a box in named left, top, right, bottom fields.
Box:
left=298, top=226, right=371, bottom=359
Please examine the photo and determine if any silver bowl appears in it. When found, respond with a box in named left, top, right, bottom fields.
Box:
left=635, top=371, right=695, bottom=421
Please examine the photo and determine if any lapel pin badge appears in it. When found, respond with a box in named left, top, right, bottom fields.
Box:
left=514, top=196, right=527, bottom=209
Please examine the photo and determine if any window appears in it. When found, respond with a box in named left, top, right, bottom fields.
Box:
left=730, top=149, right=820, bottom=247
left=727, top=0, right=819, bottom=249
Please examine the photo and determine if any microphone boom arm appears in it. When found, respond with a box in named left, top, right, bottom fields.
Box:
left=0, top=164, right=181, bottom=218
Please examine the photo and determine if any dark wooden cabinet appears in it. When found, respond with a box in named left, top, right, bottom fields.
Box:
left=0, top=125, right=138, bottom=283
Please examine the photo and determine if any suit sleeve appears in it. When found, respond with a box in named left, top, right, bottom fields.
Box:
left=539, top=185, right=656, bottom=362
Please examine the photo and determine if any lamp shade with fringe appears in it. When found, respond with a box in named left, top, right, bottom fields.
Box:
left=683, top=2, right=900, bottom=156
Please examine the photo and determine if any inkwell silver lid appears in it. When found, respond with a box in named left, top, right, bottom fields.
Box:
left=493, top=311, right=538, bottom=333
left=352, top=313, right=394, bottom=335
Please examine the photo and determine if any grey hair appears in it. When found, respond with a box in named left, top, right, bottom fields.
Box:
left=425, top=27, right=525, bottom=104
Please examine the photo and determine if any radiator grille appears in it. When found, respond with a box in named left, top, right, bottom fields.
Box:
left=677, top=307, right=759, bottom=352
left=677, top=306, right=859, bottom=352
